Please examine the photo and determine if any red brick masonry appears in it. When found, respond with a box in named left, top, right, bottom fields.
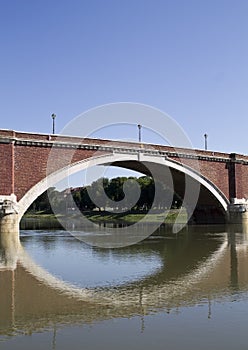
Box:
left=1, top=129, right=248, bottom=202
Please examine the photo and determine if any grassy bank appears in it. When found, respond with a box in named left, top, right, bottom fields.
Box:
left=82, top=209, right=187, bottom=224
left=21, top=209, right=187, bottom=230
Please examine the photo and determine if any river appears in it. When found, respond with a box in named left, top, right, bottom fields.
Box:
left=0, top=224, right=248, bottom=349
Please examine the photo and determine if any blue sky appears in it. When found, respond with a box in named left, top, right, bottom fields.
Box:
left=1, top=0, right=248, bottom=155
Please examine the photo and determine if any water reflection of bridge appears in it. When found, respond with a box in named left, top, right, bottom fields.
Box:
left=1, top=228, right=248, bottom=336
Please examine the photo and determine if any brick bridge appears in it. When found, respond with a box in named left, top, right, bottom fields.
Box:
left=1, top=129, right=248, bottom=233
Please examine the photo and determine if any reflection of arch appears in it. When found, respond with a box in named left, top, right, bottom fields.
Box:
left=18, top=152, right=229, bottom=218
left=1, top=232, right=245, bottom=336
left=17, top=239, right=228, bottom=307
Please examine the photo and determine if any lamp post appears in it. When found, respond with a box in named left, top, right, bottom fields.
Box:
left=51, top=114, right=56, bottom=134
left=138, top=124, right=142, bottom=143
left=204, top=133, right=208, bottom=151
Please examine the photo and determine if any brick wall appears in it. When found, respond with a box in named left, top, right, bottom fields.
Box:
left=1, top=130, right=248, bottom=203
left=0, top=143, right=14, bottom=196
left=13, top=145, right=100, bottom=200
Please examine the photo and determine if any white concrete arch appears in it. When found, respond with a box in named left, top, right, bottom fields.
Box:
left=18, top=152, right=229, bottom=219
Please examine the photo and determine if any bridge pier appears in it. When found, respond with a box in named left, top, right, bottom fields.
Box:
left=0, top=196, right=19, bottom=231
left=227, top=199, right=248, bottom=226
left=0, top=214, right=20, bottom=270
left=0, top=196, right=20, bottom=251
left=0, top=213, right=19, bottom=235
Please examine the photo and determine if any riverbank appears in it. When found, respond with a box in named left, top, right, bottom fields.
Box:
left=21, top=209, right=188, bottom=230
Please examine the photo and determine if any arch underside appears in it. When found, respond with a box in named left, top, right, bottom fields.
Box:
left=18, top=153, right=229, bottom=224
left=112, top=160, right=228, bottom=224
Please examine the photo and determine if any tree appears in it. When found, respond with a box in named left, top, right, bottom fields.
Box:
left=87, top=178, right=110, bottom=211
left=27, top=175, right=183, bottom=214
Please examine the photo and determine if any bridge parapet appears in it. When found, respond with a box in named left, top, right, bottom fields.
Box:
left=1, top=129, right=245, bottom=162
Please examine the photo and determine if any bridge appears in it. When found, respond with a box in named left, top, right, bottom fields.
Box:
left=1, top=129, right=248, bottom=235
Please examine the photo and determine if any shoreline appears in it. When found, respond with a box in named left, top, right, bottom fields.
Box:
left=20, top=209, right=188, bottom=230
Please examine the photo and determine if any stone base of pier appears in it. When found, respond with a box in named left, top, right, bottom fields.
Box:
left=0, top=214, right=20, bottom=249
left=227, top=199, right=248, bottom=226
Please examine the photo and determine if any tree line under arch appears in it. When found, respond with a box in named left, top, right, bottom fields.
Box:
left=27, top=176, right=182, bottom=214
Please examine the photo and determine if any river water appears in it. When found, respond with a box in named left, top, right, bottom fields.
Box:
left=1, top=225, right=248, bottom=349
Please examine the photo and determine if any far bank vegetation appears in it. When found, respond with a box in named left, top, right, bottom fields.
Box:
left=26, top=176, right=183, bottom=216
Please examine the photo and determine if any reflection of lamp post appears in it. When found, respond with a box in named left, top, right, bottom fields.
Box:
left=138, top=124, right=142, bottom=143
left=51, top=114, right=56, bottom=134
left=204, top=133, right=208, bottom=150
